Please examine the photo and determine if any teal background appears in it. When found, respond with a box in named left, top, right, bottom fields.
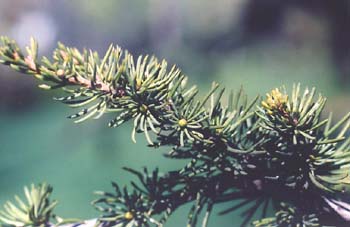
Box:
left=0, top=1, right=349, bottom=226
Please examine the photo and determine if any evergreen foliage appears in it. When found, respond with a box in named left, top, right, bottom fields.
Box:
left=0, top=36, right=349, bottom=227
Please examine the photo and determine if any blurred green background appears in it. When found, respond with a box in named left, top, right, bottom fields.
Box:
left=0, top=1, right=349, bottom=226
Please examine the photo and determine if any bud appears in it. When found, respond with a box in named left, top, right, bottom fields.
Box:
left=124, top=211, right=133, bottom=220
left=262, top=88, right=288, bottom=113
left=178, top=118, right=187, bottom=128
left=139, top=104, right=148, bottom=113
left=25, top=55, right=37, bottom=71
left=57, top=69, right=65, bottom=76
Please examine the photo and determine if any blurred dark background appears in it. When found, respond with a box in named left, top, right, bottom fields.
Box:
left=0, top=1, right=349, bottom=226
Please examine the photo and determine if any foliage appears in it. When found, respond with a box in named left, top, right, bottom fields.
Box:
left=0, top=184, right=56, bottom=227
left=0, top=183, right=79, bottom=227
left=0, top=36, right=349, bottom=227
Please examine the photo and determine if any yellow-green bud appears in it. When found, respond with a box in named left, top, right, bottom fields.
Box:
left=178, top=118, right=187, bottom=128
left=124, top=211, right=133, bottom=220
left=139, top=104, right=148, bottom=113
left=262, top=88, right=288, bottom=112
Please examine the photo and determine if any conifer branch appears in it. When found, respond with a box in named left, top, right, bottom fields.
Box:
left=0, top=37, right=349, bottom=227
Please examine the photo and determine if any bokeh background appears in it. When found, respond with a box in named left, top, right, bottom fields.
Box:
left=0, top=0, right=349, bottom=226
